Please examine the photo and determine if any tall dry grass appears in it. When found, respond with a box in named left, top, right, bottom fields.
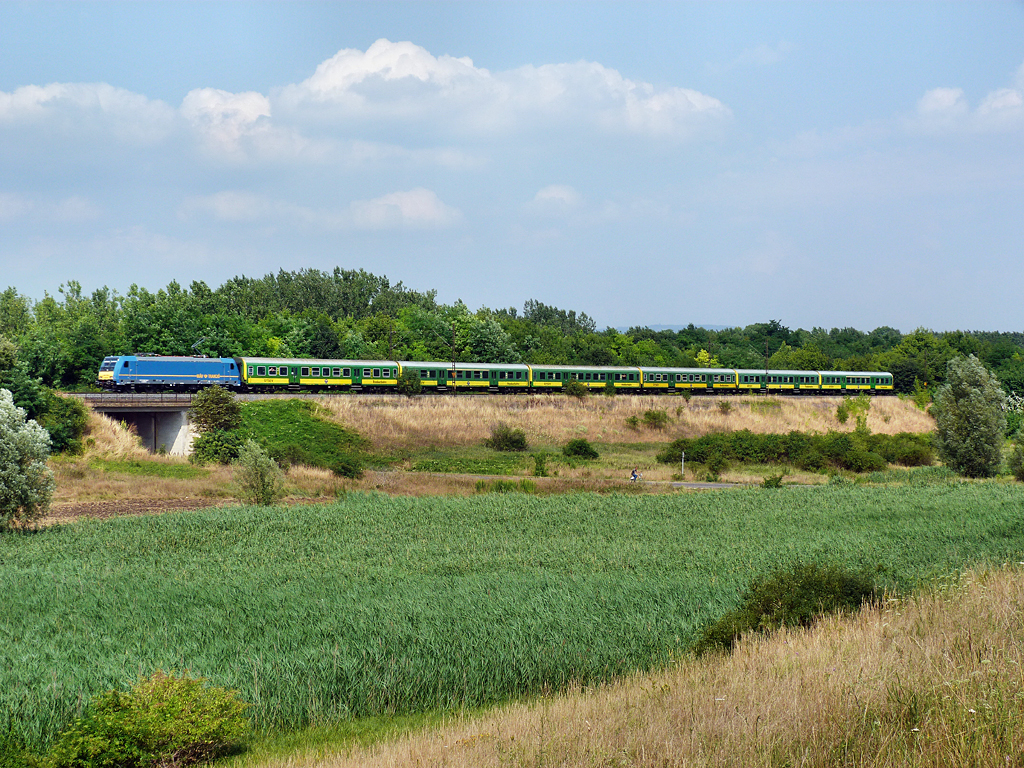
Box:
left=315, top=394, right=934, bottom=452
left=80, top=409, right=152, bottom=460
left=262, top=566, right=1024, bottom=768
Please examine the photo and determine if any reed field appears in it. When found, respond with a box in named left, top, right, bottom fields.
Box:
left=304, top=565, right=1024, bottom=768
left=313, top=394, right=934, bottom=453
left=3, top=481, right=1023, bottom=754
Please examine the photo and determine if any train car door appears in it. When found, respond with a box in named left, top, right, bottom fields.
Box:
left=289, top=365, right=300, bottom=385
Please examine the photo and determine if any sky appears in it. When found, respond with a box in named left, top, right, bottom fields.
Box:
left=1, top=2, right=1022, bottom=333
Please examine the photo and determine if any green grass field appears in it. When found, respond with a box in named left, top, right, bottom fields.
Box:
left=3, top=481, right=1023, bottom=752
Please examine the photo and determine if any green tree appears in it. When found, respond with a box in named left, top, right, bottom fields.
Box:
left=932, top=355, right=1007, bottom=478
left=188, top=386, right=241, bottom=434
left=396, top=368, right=422, bottom=397
left=0, top=388, right=55, bottom=531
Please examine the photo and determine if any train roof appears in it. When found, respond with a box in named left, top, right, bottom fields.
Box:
left=240, top=357, right=396, bottom=367
left=399, top=360, right=530, bottom=371
left=525, top=363, right=640, bottom=371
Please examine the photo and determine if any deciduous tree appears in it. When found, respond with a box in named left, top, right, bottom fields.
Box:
left=933, top=355, right=1006, bottom=478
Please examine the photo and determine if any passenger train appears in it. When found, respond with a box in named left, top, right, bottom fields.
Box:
left=97, top=354, right=894, bottom=395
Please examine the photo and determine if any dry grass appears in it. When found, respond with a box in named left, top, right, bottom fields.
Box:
left=257, top=566, right=1024, bottom=768
left=315, top=394, right=933, bottom=453
left=79, top=409, right=152, bottom=460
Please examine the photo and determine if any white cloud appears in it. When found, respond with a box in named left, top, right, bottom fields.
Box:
left=279, top=38, right=730, bottom=138
left=349, top=188, right=462, bottom=229
left=0, top=82, right=174, bottom=142
left=180, top=88, right=272, bottom=154
left=912, top=66, right=1024, bottom=134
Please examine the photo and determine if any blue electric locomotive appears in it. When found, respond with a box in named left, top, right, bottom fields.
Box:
left=97, top=355, right=242, bottom=391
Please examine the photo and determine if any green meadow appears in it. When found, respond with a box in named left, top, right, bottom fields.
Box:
left=2, top=481, right=1023, bottom=751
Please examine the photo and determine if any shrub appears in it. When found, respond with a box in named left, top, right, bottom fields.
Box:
left=836, top=400, right=850, bottom=424
left=642, top=409, right=669, bottom=430
left=842, top=449, right=887, bottom=473
left=563, top=380, right=588, bottom=401
left=266, top=443, right=316, bottom=471
left=330, top=455, right=364, bottom=479
left=234, top=440, right=285, bottom=506
left=45, top=670, right=249, bottom=768
left=695, top=562, right=878, bottom=655
left=717, top=400, right=732, bottom=415
left=625, top=415, right=640, bottom=430
left=1009, top=438, right=1024, bottom=482
left=484, top=422, right=528, bottom=452
left=189, top=429, right=244, bottom=465
left=40, top=392, right=88, bottom=454
left=761, top=473, right=785, bottom=489
left=188, top=386, right=241, bottom=434
left=933, top=355, right=1007, bottom=478
left=0, top=388, right=54, bottom=532
left=532, top=452, right=548, bottom=477
left=562, top=439, right=599, bottom=460
left=396, top=369, right=422, bottom=398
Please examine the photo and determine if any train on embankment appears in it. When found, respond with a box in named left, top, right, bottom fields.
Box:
left=97, top=354, right=894, bottom=395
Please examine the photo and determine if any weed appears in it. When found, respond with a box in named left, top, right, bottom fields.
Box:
left=484, top=422, right=528, bottom=452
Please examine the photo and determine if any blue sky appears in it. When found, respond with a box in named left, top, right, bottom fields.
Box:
left=1, top=2, right=1022, bottom=332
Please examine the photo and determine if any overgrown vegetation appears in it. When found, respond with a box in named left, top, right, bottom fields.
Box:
left=562, top=438, right=599, bottom=459
left=657, top=428, right=934, bottom=473
left=932, top=354, right=1006, bottom=478
left=45, top=671, right=249, bottom=768
left=694, top=561, right=879, bottom=655
left=234, top=440, right=285, bottom=506
left=483, top=422, right=528, bottom=452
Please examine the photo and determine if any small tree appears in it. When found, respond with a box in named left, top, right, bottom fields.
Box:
left=563, top=379, right=588, bottom=401
left=234, top=439, right=285, bottom=505
left=188, top=385, right=242, bottom=434
left=0, top=388, right=55, bottom=531
left=932, top=355, right=1006, bottom=478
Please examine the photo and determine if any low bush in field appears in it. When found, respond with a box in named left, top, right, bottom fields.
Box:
left=45, top=671, right=249, bottom=768
left=694, top=561, right=879, bottom=655
left=657, top=429, right=934, bottom=473
left=189, top=429, right=244, bottom=465
left=484, top=422, right=528, bottom=452
left=562, top=438, right=599, bottom=459
left=642, top=410, right=670, bottom=430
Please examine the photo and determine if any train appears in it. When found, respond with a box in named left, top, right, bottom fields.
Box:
left=97, top=354, right=894, bottom=395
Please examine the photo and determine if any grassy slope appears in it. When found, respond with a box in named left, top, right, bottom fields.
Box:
left=3, top=481, right=1024, bottom=752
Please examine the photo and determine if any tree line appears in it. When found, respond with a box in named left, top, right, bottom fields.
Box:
left=2, top=268, right=1023, bottom=397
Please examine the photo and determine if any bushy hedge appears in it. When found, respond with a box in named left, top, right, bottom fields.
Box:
left=484, top=422, right=528, bottom=452
left=562, top=438, right=599, bottom=459
left=657, top=429, right=933, bottom=472
left=694, top=561, right=879, bottom=655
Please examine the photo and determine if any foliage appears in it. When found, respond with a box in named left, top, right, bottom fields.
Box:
left=6, top=486, right=1024, bottom=750
left=642, top=409, right=669, bottom=429
left=716, top=400, right=732, bottom=415
left=476, top=479, right=537, bottom=494
left=330, top=456, right=364, bottom=479
left=189, top=429, right=244, bottom=465
left=694, top=562, right=878, bottom=655
left=484, top=422, right=528, bottom=452
left=932, top=355, right=1007, bottom=478
left=0, top=388, right=54, bottom=531
left=563, top=380, right=588, bottom=401
left=531, top=452, right=548, bottom=477
left=188, top=386, right=241, bottom=434
left=45, top=670, right=249, bottom=768
left=761, top=473, right=785, bottom=489
left=234, top=440, right=285, bottom=506
left=911, top=378, right=932, bottom=409
left=395, top=369, right=421, bottom=398
left=1008, top=443, right=1024, bottom=482
left=88, top=460, right=206, bottom=480
left=657, top=429, right=933, bottom=472
left=562, top=439, right=599, bottom=460
left=39, top=393, right=88, bottom=454
left=624, top=415, right=640, bottom=430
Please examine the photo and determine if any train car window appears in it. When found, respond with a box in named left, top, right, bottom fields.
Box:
left=373, top=368, right=381, bottom=378
left=248, top=366, right=254, bottom=376
left=268, top=367, right=276, bottom=376
left=342, top=368, right=350, bottom=377
left=311, top=367, right=320, bottom=377
left=301, top=367, right=309, bottom=376
left=257, top=366, right=267, bottom=376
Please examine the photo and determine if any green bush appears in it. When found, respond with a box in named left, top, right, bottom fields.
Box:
left=484, top=422, right=528, bottom=452
left=532, top=452, right=548, bottom=477
left=45, top=670, right=249, bottom=768
left=234, top=440, right=285, bottom=506
left=933, top=355, right=1006, bottom=478
left=717, top=400, right=732, bottom=415
left=330, top=455, right=364, bottom=479
left=1009, top=438, right=1024, bottom=482
left=189, top=429, right=244, bottom=465
left=188, top=386, right=241, bottom=434
left=266, top=443, right=316, bottom=471
left=761, top=473, right=785, bottom=489
left=563, top=380, right=588, bottom=401
left=836, top=400, right=850, bottom=424
left=695, top=562, right=878, bottom=655
left=642, top=409, right=669, bottom=430
left=625, top=415, right=640, bottom=430
left=396, top=369, right=422, bottom=398
left=40, top=393, right=88, bottom=454
left=562, top=438, right=599, bottom=459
